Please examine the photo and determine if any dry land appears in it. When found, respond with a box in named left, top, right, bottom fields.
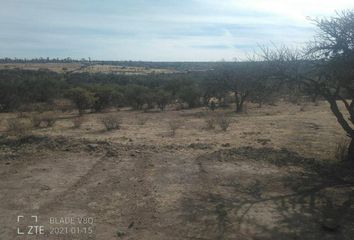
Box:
left=0, top=101, right=353, bottom=240
left=0, top=63, right=177, bottom=75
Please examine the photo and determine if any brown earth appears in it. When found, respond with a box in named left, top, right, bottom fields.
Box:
left=0, top=101, right=353, bottom=240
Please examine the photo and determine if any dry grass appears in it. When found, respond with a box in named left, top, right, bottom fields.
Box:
left=72, top=116, right=84, bottom=128
left=216, top=114, right=231, bottom=131
left=6, top=118, right=32, bottom=135
left=136, top=116, right=148, bottom=125
left=334, top=138, right=349, bottom=161
left=30, top=112, right=58, bottom=128
left=101, top=114, right=122, bottom=131
left=204, top=117, right=216, bottom=130
left=168, top=120, right=182, bottom=136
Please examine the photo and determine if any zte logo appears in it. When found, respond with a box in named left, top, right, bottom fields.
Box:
left=17, top=215, right=45, bottom=235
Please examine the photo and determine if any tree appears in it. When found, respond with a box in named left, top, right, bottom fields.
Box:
left=91, top=85, right=124, bottom=112
left=178, top=85, right=201, bottom=108
left=201, top=71, right=230, bottom=107
left=219, top=62, right=268, bottom=113
left=261, top=11, right=354, bottom=161
left=124, top=85, right=150, bottom=110
left=65, top=87, right=96, bottom=114
left=155, top=89, right=171, bottom=111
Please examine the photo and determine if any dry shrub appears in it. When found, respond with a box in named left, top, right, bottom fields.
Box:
left=72, top=117, right=84, bottom=128
left=31, top=114, right=42, bottom=128
left=101, top=114, right=122, bottom=131
left=136, top=116, right=148, bottom=125
left=7, top=118, right=32, bottom=136
left=168, top=120, right=182, bottom=136
left=16, top=111, right=31, bottom=118
left=216, top=115, right=231, bottom=131
left=31, top=112, right=58, bottom=128
left=334, top=139, right=349, bottom=161
left=204, top=117, right=216, bottom=130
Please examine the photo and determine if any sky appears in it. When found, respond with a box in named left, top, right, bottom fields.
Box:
left=0, top=0, right=353, bottom=61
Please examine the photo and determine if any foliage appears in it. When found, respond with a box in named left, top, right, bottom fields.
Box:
left=178, top=85, right=201, bottom=108
left=260, top=10, right=354, bottom=161
left=65, top=87, right=96, bottom=114
left=90, top=85, right=124, bottom=112
left=155, top=89, right=171, bottom=111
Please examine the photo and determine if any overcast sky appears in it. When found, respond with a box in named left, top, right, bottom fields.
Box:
left=1, top=0, right=353, bottom=61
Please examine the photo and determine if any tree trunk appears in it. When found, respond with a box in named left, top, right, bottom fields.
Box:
left=348, top=138, right=354, bottom=162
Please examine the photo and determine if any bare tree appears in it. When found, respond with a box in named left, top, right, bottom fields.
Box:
left=261, top=10, right=354, bottom=161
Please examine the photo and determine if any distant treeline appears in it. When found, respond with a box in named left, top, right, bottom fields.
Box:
left=0, top=62, right=284, bottom=113
left=0, top=57, right=228, bottom=71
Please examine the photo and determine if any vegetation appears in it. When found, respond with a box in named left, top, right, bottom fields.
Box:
left=216, top=114, right=231, bottom=131
left=101, top=114, right=122, bottom=131
left=168, top=120, right=182, bottom=136
left=0, top=11, right=352, bottom=161
left=72, top=116, right=84, bottom=128
left=6, top=118, right=32, bottom=135
left=260, top=10, right=354, bottom=161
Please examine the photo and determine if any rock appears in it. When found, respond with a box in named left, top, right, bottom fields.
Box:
left=87, top=144, right=99, bottom=150
left=40, top=185, right=51, bottom=191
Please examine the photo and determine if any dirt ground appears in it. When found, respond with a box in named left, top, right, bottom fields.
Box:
left=0, top=101, right=353, bottom=240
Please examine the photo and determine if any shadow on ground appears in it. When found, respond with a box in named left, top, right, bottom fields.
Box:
left=181, top=147, right=354, bottom=240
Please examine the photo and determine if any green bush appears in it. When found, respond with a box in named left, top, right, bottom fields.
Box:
left=65, top=87, right=96, bottom=114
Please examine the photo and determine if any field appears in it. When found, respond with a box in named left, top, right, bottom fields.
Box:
left=0, top=101, right=353, bottom=240
left=0, top=63, right=178, bottom=75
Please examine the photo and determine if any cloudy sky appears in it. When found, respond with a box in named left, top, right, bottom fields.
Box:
left=1, top=0, right=353, bottom=61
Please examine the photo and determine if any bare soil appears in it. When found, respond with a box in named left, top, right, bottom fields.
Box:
left=0, top=101, right=353, bottom=240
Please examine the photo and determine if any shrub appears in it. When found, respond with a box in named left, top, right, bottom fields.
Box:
left=155, top=89, right=171, bottom=111
left=31, top=112, right=58, bottom=128
left=334, top=139, right=349, bottom=161
left=65, top=87, right=96, bottom=114
left=7, top=118, right=32, bottom=135
left=92, top=86, right=124, bottom=112
left=124, top=85, right=150, bottom=110
left=178, top=85, right=201, bottom=108
left=101, top=114, right=122, bottom=131
left=16, top=111, right=29, bottom=118
left=41, top=113, right=57, bottom=127
left=31, top=113, right=42, bottom=128
left=205, top=117, right=216, bottom=130
left=168, top=120, right=182, bottom=136
left=72, top=117, right=84, bottom=128
left=216, top=115, right=231, bottom=131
